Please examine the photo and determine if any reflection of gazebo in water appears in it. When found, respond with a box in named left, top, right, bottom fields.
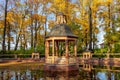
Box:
left=44, top=13, right=79, bottom=72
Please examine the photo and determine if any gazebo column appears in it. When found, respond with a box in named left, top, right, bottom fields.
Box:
left=65, top=40, right=69, bottom=64
left=74, top=40, right=77, bottom=57
left=55, top=41, right=59, bottom=56
left=74, top=40, right=78, bottom=64
left=52, top=39, right=55, bottom=63
left=45, top=40, right=49, bottom=58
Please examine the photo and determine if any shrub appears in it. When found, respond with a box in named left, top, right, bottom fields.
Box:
left=36, top=44, right=45, bottom=55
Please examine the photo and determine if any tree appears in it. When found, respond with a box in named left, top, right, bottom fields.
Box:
left=2, top=0, right=8, bottom=51
left=49, top=0, right=76, bottom=24
left=6, top=11, right=15, bottom=50
left=74, top=0, right=102, bottom=51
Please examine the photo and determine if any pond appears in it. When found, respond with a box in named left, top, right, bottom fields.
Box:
left=0, top=62, right=120, bottom=80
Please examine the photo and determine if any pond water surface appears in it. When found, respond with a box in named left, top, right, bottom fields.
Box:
left=0, top=62, right=120, bottom=80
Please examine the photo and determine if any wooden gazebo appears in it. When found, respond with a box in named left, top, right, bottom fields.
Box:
left=44, top=13, right=79, bottom=72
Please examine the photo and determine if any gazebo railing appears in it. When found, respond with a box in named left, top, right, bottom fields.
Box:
left=69, top=57, right=76, bottom=64
left=45, top=56, right=77, bottom=64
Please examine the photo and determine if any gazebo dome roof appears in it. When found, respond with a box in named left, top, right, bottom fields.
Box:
left=46, top=24, right=78, bottom=38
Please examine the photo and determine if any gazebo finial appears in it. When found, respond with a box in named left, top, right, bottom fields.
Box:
left=56, top=12, right=67, bottom=24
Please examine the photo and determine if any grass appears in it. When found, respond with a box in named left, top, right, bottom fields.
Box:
left=0, top=62, right=44, bottom=72
left=0, top=61, right=44, bottom=67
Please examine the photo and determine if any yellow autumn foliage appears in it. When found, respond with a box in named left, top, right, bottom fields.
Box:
left=32, top=14, right=46, bottom=23
left=6, top=12, right=15, bottom=23
left=0, top=20, right=4, bottom=28
left=48, top=20, right=55, bottom=29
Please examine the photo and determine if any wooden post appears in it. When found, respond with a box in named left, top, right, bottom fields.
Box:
left=47, top=41, right=49, bottom=57
left=45, top=40, right=49, bottom=58
left=45, top=40, right=47, bottom=58
left=65, top=40, right=69, bottom=64
left=56, top=41, right=58, bottom=56
left=74, top=40, right=77, bottom=57
left=65, top=40, right=69, bottom=57
left=52, top=39, right=55, bottom=63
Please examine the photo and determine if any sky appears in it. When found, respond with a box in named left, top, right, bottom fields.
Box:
left=97, top=27, right=105, bottom=47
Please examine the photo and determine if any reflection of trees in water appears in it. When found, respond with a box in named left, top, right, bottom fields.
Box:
left=95, top=70, right=120, bottom=80
left=31, top=70, right=44, bottom=80
left=78, top=69, right=96, bottom=80
left=79, top=68, right=120, bottom=80
left=0, top=70, right=80, bottom=80
left=44, top=71, right=79, bottom=80
left=115, top=72, right=120, bottom=80
left=1, top=63, right=120, bottom=80
left=45, top=75, right=79, bottom=80
left=107, top=71, right=120, bottom=80
left=106, top=71, right=113, bottom=80
left=0, top=69, right=44, bottom=80
left=1, top=69, right=120, bottom=80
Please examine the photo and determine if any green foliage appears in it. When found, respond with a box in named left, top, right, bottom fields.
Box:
left=94, top=46, right=120, bottom=53
left=92, top=54, right=107, bottom=58
left=77, top=48, right=84, bottom=53
left=94, top=49, right=101, bottom=54
left=69, top=22, right=84, bottom=52
left=110, top=54, right=120, bottom=58
left=94, top=48, right=107, bottom=54
left=114, top=43, right=120, bottom=53
left=0, top=47, right=34, bottom=54
left=100, top=48, right=107, bottom=53
left=36, top=44, right=45, bottom=55
left=25, top=47, right=34, bottom=54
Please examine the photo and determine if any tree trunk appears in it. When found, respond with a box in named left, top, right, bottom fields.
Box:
left=85, top=33, right=88, bottom=50
left=31, top=24, right=33, bottom=48
left=14, top=34, right=20, bottom=50
left=107, top=3, right=111, bottom=53
left=89, top=6, right=93, bottom=51
left=7, top=23, right=11, bottom=50
left=20, top=34, right=22, bottom=49
left=30, top=12, right=33, bottom=48
left=2, top=0, right=8, bottom=51
left=23, top=33, right=26, bottom=50
left=34, top=20, right=37, bottom=51
left=44, top=17, right=47, bottom=45
left=92, top=33, right=95, bottom=50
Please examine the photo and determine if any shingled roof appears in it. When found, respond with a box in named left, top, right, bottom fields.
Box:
left=46, top=24, right=78, bottom=38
